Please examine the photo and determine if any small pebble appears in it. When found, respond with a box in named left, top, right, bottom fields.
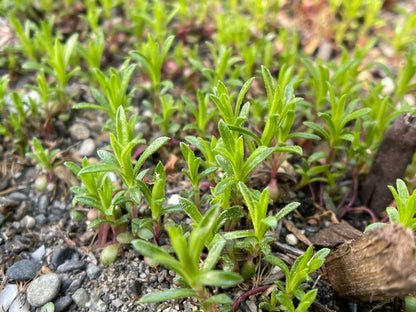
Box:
left=31, top=245, right=46, bottom=261
left=20, top=215, right=36, bottom=229
left=0, top=284, right=19, bottom=311
left=79, top=138, right=96, bottom=156
left=8, top=292, right=30, bottom=312
left=86, top=263, right=101, bottom=279
left=56, top=260, right=85, bottom=273
left=72, top=288, right=90, bottom=308
left=112, top=298, right=123, bottom=308
left=54, top=296, right=73, bottom=312
left=69, top=123, right=90, bottom=141
left=26, top=273, right=61, bottom=307
left=381, top=76, right=394, bottom=95
left=51, top=247, right=77, bottom=268
left=8, top=192, right=29, bottom=202
left=6, top=259, right=42, bottom=281
left=68, top=279, right=82, bottom=293
left=285, top=233, right=298, bottom=246
left=37, top=195, right=49, bottom=212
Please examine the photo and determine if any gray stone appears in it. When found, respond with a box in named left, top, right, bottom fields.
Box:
left=26, top=273, right=61, bottom=307
left=111, top=298, right=123, bottom=308
left=8, top=292, right=29, bottom=312
left=0, top=284, right=19, bottom=311
left=67, top=279, right=82, bottom=293
left=87, top=298, right=107, bottom=312
left=20, top=215, right=36, bottom=229
left=72, top=288, right=90, bottom=308
left=79, top=138, right=96, bottom=156
left=37, top=194, right=49, bottom=212
left=86, top=263, right=101, bottom=279
left=31, top=245, right=46, bottom=261
left=69, top=123, right=90, bottom=141
left=57, top=260, right=85, bottom=273
left=51, top=246, right=77, bottom=268
left=8, top=192, right=29, bottom=202
left=54, top=296, right=73, bottom=312
left=6, top=259, right=42, bottom=280
left=0, top=196, right=18, bottom=215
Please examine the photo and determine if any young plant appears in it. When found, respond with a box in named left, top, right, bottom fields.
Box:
left=182, top=90, right=217, bottom=137
left=213, top=119, right=274, bottom=203
left=153, top=93, right=180, bottom=134
left=130, top=34, right=174, bottom=101
left=26, top=137, right=61, bottom=179
left=366, top=179, right=416, bottom=231
left=77, top=106, right=169, bottom=205
left=73, top=62, right=137, bottom=131
left=261, top=246, right=330, bottom=312
left=190, top=42, right=242, bottom=89
left=132, top=206, right=243, bottom=312
left=24, top=34, right=80, bottom=109
left=134, top=161, right=181, bottom=241
left=77, top=31, right=105, bottom=70
left=180, top=142, right=217, bottom=208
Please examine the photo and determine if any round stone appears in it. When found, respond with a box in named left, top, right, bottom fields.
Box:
left=26, top=273, right=61, bottom=307
left=79, top=138, right=96, bottom=156
left=6, top=259, right=42, bottom=281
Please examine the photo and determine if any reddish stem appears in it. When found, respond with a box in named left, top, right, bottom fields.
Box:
left=232, top=284, right=272, bottom=312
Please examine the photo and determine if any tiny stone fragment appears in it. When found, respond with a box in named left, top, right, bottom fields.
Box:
left=72, top=288, right=90, bottom=308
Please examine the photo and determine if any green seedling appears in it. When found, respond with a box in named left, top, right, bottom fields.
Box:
left=366, top=179, right=416, bottom=231
left=224, top=183, right=299, bottom=257
left=213, top=119, right=275, bottom=202
left=185, top=135, right=218, bottom=184
left=262, top=246, right=330, bottom=312
left=82, top=0, right=103, bottom=33
left=182, top=90, right=218, bottom=136
left=144, top=1, right=178, bottom=42
left=391, top=8, right=416, bottom=53
left=135, top=161, right=180, bottom=240
left=180, top=142, right=217, bottom=208
left=9, top=15, right=37, bottom=61
left=153, top=93, right=180, bottom=134
left=77, top=106, right=169, bottom=204
left=191, top=42, right=242, bottom=89
left=304, top=84, right=371, bottom=162
left=130, top=34, right=174, bottom=101
left=73, top=62, right=136, bottom=130
left=211, top=77, right=254, bottom=128
left=76, top=175, right=130, bottom=252
left=26, top=137, right=61, bottom=179
left=0, top=74, right=9, bottom=114
left=99, top=0, right=120, bottom=18
left=24, top=34, right=80, bottom=109
left=132, top=206, right=243, bottom=312
left=77, top=32, right=105, bottom=70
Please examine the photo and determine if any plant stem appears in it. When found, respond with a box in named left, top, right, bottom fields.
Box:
left=232, top=284, right=273, bottom=312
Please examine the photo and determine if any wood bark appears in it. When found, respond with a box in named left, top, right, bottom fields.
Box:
left=325, top=223, right=416, bottom=301
left=360, top=114, right=416, bottom=217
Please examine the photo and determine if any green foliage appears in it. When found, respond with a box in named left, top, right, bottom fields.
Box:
left=130, top=34, right=174, bottom=99
left=26, top=137, right=60, bottom=173
left=132, top=206, right=243, bottom=311
left=366, top=179, right=416, bottom=231
left=262, top=247, right=330, bottom=312
left=223, top=182, right=300, bottom=256
left=73, top=62, right=137, bottom=130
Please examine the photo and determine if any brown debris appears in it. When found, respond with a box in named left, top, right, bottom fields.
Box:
left=360, top=114, right=416, bottom=217
left=310, top=220, right=362, bottom=248
left=325, top=223, right=416, bottom=301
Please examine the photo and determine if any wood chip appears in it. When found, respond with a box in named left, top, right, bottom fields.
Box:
left=325, top=223, right=416, bottom=301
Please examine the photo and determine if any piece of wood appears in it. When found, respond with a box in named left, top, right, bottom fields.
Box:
left=310, top=220, right=362, bottom=248
left=360, top=114, right=416, bottom=217
left=325, top=223, right=416, bottom=301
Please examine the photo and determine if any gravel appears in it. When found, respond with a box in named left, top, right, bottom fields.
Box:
left=6, top=259, right=42, bottom=281
left=26, top=273, right=61, bottom=307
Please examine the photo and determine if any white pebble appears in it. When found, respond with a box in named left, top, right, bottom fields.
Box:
left=285, top=233, right=298, bottom=246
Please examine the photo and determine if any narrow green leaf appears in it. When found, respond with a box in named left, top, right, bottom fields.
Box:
left=137, top=288, right=198, bottom=303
